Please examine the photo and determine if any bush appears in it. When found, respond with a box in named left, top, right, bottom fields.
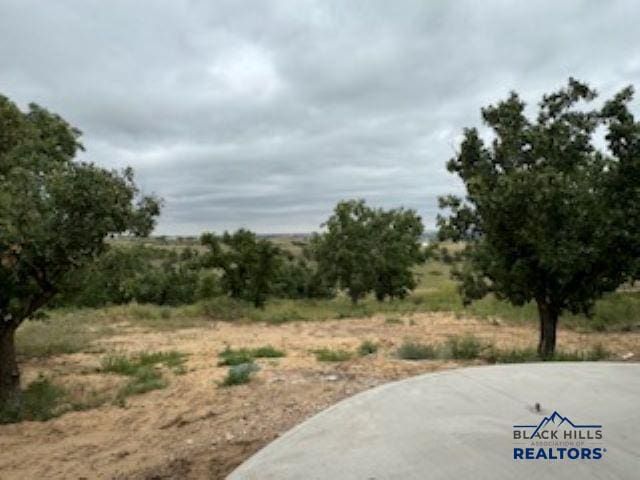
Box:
left=358, top=340, right=378, bottom=356
left=101, top=351, right=186, bottom=401
left=251, top=345, right=286, bottom=358
left=0, top=376, right=66, bottom=424
left=313, top=348, right=353, bottom=362
left=218, top=347, right=254, bottom=366
left=396, top=341, right=438, bottom=360
left=220, top=362, right=259, bottom=387
left=446, top=334, right=484, bottom=359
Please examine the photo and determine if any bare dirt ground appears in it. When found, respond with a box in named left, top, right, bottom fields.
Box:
left=1, top=313, right=639, bottom=480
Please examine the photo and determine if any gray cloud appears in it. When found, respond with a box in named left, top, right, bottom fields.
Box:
left=1, top=0, right=639, bottom=234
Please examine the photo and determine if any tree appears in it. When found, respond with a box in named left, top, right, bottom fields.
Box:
left=201, top=229, right=282, bottom=307
left=0, top=95, right=161, bottom=404
left=312, top=199, right=424, bottom=303
left=438, top=78, right=640, bottom=357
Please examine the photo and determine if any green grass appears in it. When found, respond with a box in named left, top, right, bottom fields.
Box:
left=384, top=317, right=403, bottom=325
left=218, top=347, right=254, bottom=366
left=312, top=348, right=353, bottom=362
left=394, top=334, right=611, bottom=364
left=358, top=340, right=378, bottom=356
left=445, top=334, right=485, bottom=359
left=251, top=345, right=286, bottom=358
left=101, top=350, right=187, bottom=402
left=396, top=341, right=438, bottom=360
left=218, top=345, right=286, bottom=366
left=0, top=376, right=66, bottom=424
left=220, top=362, right=259, bottom=387
left=16, top=315, right=115, bottom=358
left=39, top=260, right=640, bottom=334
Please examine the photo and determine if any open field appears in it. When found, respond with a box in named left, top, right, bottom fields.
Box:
left=1, top=309, right=639, bottom=479
left=3, top=258, right=640, bottom=479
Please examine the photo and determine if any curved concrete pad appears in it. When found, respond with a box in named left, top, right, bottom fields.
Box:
left=229, top=363, right=639, bottom=479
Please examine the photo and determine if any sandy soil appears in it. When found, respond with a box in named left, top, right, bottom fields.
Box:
left=1, top=313, right=638, bottom=480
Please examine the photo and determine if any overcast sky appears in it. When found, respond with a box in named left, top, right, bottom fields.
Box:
left=1, top=1, right=639, bottom=234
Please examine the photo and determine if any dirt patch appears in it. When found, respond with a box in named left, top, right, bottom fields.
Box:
left=1, top=313, right=638, bottom=479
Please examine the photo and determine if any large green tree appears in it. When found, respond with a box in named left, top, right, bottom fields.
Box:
left=0, top=95, right=160, bottom=403
left=438, top=79, right=640, bottom=357
left=201, top=229, right=282, bottom=308
left=312, top=199, right=424, bottom=303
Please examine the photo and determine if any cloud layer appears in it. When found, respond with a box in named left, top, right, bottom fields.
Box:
left=2, top=0, right=639, bottom=234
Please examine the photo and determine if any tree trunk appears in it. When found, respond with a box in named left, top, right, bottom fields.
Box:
left=536, top=300, right=558, bottom=358
left=0, top=325, right=21, bottom=405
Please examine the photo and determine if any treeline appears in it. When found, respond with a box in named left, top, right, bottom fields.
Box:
left=54, top=199, right=426, bottom=309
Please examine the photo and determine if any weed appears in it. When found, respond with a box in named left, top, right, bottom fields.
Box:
left=251, top=345, right=286, bottom=358
left=0, top=376, right=66, bottom=424
left=218, top=347, right=254, bottom=366
left=385, top=317, right=403, bottom=325
left=358, top=340, right=378, bottom=356
left=313, top=348, right=353, bottom=362
left=445, top=334, right=484, bottom=359
left=220, top=362, right=259, bottom=387
left=396, top=341, right=438, bottom=360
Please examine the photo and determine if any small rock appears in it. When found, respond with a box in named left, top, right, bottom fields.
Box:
left=225, top=432, right=234, bottom=441
left=186, top=439, right=194, bottom=445
left=622, top=352, right=634, bottom=360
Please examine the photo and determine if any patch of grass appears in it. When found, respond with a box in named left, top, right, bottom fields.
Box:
left=396, top=341, right=438, bottom=360
left=251, top=345, right=286, bottom=358
left=118, top=367, right=167, bottom=399
left=0, top=376, right=66, bottom=424
left=358, top=340, right=378, bottom=356
left=313, top=348, right=353, bottom=362
left=101, top=350, right=187, bottom=402
left=445, top=334, right=484, bottom=359
left=220, top=362, right=259, bottom=387
left=384, top=317, right=403, bottom=325
left=16, top=316, right=114, bottom=358
left=218, top=347, right=254, bottom=366
left=484, top=344, right=611, bottom=363
left=218, top=345, right=286, bottom=366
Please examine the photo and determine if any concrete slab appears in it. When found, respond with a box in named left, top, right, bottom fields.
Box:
left=228, top=363, right=639, bottom=479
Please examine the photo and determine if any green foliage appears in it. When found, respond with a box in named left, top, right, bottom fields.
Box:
left=438, top=78, right=640, bottom=355
left=272, top=255, right=335, bottom=300
left=54, top=245, right=216, bottom=308
left=0, top=376, right=66, bottom=424
left=218, top=347, right=254, bottom=366
left=220, top=362, right=259, bottom=387
left=445, top=334, right=484, bottom=359
left=201, top=229, right=282, bottom=307
left=218, top=345, right=286, bottom=366
left=396, top=341, right=438, bottom=360
left=101, top=351, right=186, bottom=402
left=251, top=345, right=286, bottom=358
left=0, top=94, right=160, bottom=401
left=311, top=199, right=424, bottom=303
left=358, top=340, right=378, bottom=356
left=312, top=348, right=353, bottom=362
left=484, top=345, right=610, bottom=363
left=384, top=317, right=404, bottom=325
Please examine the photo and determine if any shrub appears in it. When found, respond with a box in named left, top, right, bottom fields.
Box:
left=0, top=376, right=66, bottom=424
left=384, top=317, right=403, bottom=325
left=221, top=362, right=259, bottom=387
left=313, top=348, right=353, bottom=362
left=101, top=351, right=186, bottom=401
left=358, top=340, right=378, bottom=356
left=446, top=334, right=484, bottom=359
left=218, top=347, right=254, bottom=366
left=396, top=341, right=438, bottom=360
left=251, top=345, right=286, bottom=358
